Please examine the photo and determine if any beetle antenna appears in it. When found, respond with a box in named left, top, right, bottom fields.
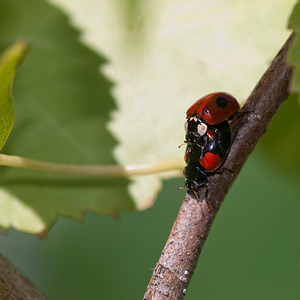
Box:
left=177, top=186, right=187, bottom=190
left=178, top=142, right=187, bottom=148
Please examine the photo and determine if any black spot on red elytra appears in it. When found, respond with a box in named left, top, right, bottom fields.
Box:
left=216, top=97, right=228, bottom=108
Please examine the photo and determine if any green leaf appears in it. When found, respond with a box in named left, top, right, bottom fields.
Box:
left=0, top=0, right=296, bottom=234
left=52, top=0, right=295, bottom=204
left=0, top=0, right=134, bottom=234
left=288, top=0, right=300, bottom=93
left=0, top=41, right=26, bottom=151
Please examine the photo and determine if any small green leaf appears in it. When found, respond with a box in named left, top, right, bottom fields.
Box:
left=0, top=41, right=26, bottom=151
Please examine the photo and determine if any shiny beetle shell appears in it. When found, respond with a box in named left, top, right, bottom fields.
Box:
left=186, top=92, right=240, bottom=125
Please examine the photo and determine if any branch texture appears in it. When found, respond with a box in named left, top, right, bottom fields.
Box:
left=144, top=33, right=294, bottom=300
left=0, top=253, right=46, bottom=300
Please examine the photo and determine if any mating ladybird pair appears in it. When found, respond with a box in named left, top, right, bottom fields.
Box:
left=181, top=92, right=240, bottom=194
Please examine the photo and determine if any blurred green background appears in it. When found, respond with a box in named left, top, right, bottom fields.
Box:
left=0, top=0, right=299, bottom=299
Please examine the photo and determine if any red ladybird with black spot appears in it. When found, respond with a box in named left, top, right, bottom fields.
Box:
left=186, top=92, right=240, bottom=125
left=185, top=92, right=239, bottom=144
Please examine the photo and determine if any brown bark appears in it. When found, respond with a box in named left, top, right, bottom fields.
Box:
left=144, top=33, right=294, bottom=300
left=0, top=253, right=46, bottom=300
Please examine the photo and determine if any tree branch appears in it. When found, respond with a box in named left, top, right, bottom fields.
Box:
left=144, top=33, right=294, bottom=300
left=0, top=252, right=46, bottom=299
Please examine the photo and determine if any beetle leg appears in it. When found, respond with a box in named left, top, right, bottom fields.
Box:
left=192, top=190, right=199, bottom=199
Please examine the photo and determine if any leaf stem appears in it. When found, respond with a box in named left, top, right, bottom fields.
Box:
left=0, top=154, right=184, bottom=177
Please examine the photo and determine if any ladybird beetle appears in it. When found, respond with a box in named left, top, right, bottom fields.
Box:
left=183, top=142, right=206, bottom=192
left=183, top=162, right=207, bottom=192
left=181, top=92, right=239, bottom=194
left=183, top=121, right=231, bottom=192
left=185, top=92, right=239, bottom=144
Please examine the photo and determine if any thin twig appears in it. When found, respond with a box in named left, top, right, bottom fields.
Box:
left=0, top=252, right=46, bottom=300
left=0, top=154, right=184, bottom=177
left=144, top=33, right=294, bottom=300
